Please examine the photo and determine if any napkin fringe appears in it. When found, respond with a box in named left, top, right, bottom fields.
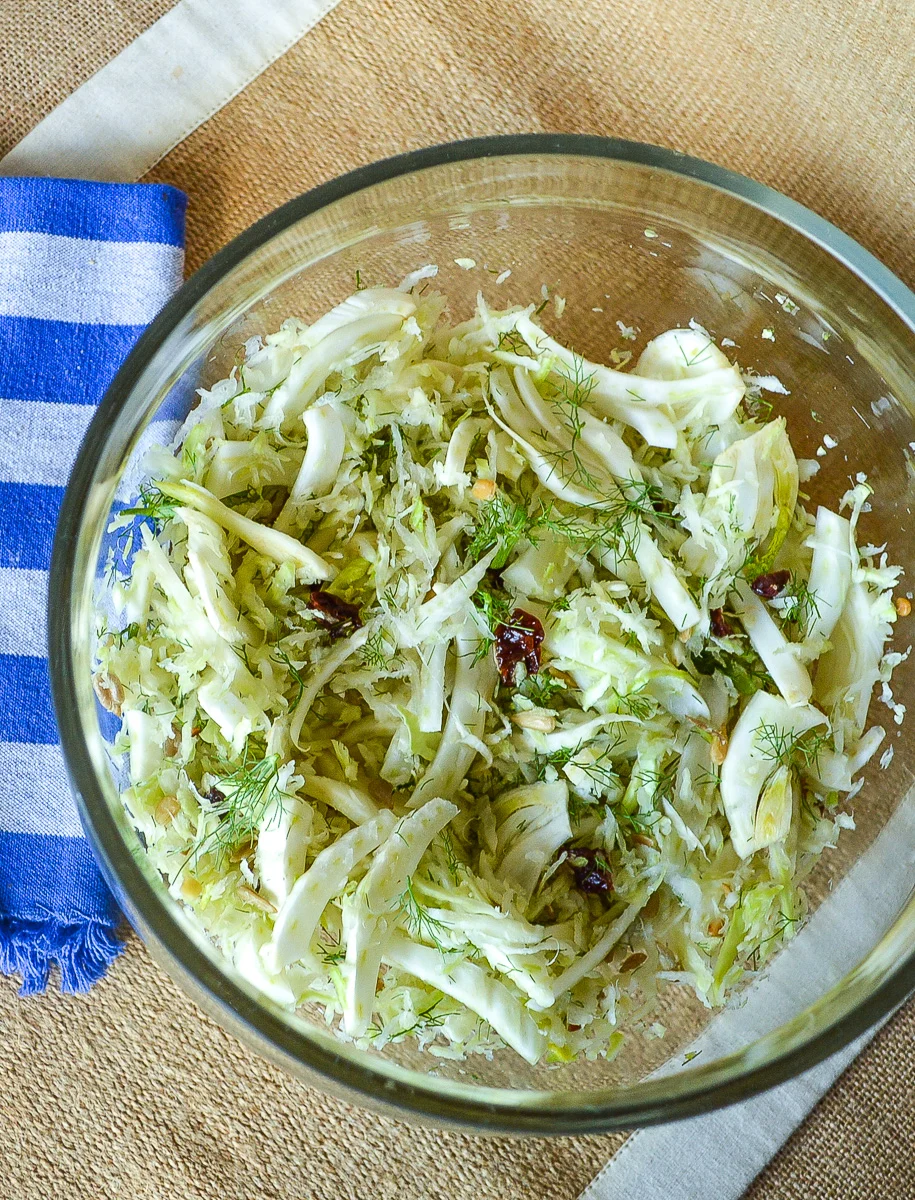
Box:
left=0, top=915, right=124, bottom=995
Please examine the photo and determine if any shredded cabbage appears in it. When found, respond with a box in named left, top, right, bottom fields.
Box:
left=97, top=278, right=906, bottom=1066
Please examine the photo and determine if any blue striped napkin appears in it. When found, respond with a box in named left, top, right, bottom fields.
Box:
left=0, top=177, right=186, bottom=993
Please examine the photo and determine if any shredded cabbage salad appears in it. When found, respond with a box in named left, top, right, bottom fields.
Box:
left=96, top=276, right=907, bottom=1066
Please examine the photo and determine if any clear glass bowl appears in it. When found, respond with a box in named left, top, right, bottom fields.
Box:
left=50, top=135, right=915, bottom=1133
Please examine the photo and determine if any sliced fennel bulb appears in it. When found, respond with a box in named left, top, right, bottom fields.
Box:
left=99, top=278, right=905, bottom=1067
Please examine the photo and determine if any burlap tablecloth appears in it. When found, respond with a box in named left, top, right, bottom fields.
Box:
left=3, top=1, right=915, bottom=1196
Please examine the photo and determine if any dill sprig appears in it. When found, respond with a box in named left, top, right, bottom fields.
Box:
left=541, top=357, right=599, bottom=489
left=439, top=829, right=465, bottom=884
left=538, top=479, right=678, bottom=563
left=112, top=621, right=140, bottom=648
left=397, top=877, right=450, bottom=951
left=320, top=934, right=346, bottom=966
left=472, top=585, right=513, bottom=628
left=360, top=626, right=401, bottom=672
left=608, top=685, right=654, bottom=720
left=629, top=757, right=679, bottom=811
left=273, top=648, right=306, bottom=712
left=496, top=329, right=534, bottom=358
left=617, top=757, right=678, bottom=840
left=743, top=391, right=774, bottom=421
left=120, top=485, right=179, bottom=533
left=678, top=334, right=717, bottom=370
left=368, top=995, right=453, bottom=1042
left=691, top=643, right=768, bottom=697
left=755, top=911, right=802, bottom=950
left=780, top=576, right=821, bottom=636
left=619, top=808, right=663, bottom=836
left=535, top=741, right=619, bottom=797
left=466, top=481, right=678, bottom=573
left=755, top=722, right=830, bottom=770
left=189, top=747, right=284, bottom=869
left=466, top=494, right=539, bottom=568
left=519, top=672, right=567, bottom=707
left=693, top=767, right=721, bottom=790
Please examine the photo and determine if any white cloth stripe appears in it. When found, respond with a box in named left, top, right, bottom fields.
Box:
left=0, top=569, right=48, bottom=658
left=582, top=1028, right=878, bottom=1200
left=0, top=232, right=183, bottom=325
left=0, top=0, right=343, bottom=183
left=0, top=407, right=179, bottom=492
left=579, top=789, right=915, bottom=1200
left=0, top=742, right=82, bottom=836
left=0, top=401, right=94, bottom=485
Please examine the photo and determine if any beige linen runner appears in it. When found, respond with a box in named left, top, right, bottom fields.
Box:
left=2, top=0, right=914, bottom=1197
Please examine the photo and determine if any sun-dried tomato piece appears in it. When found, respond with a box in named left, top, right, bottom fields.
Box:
left=569, top=848, right=613, bottom=895
left=308, top=588, right=363, bottom=638
left=751, top=570, right=791, bottom=599
left=710, top=608, right=733, bottom=638
left=494, top=608, right=544, bottom=685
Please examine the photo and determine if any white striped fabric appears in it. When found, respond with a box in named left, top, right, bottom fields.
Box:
left=0, top=742, right=82, bottom=836
left=0, top=231, right=183, bottom=324
left=0, top=401, right=95, bottom=485
left=0, top=569, right=50, bottom=658
left=0, top=176, right=186, bottom=994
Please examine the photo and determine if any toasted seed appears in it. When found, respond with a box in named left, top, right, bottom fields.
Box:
left=548, top=667, right=577, bottom=687
left=895, top=596, right=911, bottom=617
left=632, top=833, right=657, bottom=849
left=93, top=672, right=125, bottom=717
left=511, top=709, right=557, bottom=733
left=367, top=776, right=395, bottom=806
left=710, top=729, right=729, bottom=766
left=642, top=891, right=661, bottom=919
left=707, top=918, right=725, bottom=937
left=237, top=883, right=276, bottom=914
left=154, top=795, right=180, bottom=826
left=181, top=876, right=203, bottom=901
left=619, top=951, right=648, bottom=973
left=228, top=840, right=255, bottom=864
left=164, top=727, right=180, bottom=758
left=471, top=478, right=498, bottom=501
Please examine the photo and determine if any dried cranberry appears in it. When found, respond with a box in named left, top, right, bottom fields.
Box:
left=569, top=848, right=613, bottom=895
left=751, top=570, right=791, bottom=599
left=205, top=786, right=225, bottom=805
left=710, top=608, right=733, bottom=638
left=494, top=609, right=544, bottom=685
left=308, top=589, right=363, bottom=638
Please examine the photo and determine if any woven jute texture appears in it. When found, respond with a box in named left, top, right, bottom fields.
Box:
left=0, top=0, right=179, bottom=155
left=4, top=0, right=915, bottom=1196
left=146, top=0, right=915, bottom=286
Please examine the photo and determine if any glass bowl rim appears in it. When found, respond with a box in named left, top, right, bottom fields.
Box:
left=50, top=132, right=915, bottom=1134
